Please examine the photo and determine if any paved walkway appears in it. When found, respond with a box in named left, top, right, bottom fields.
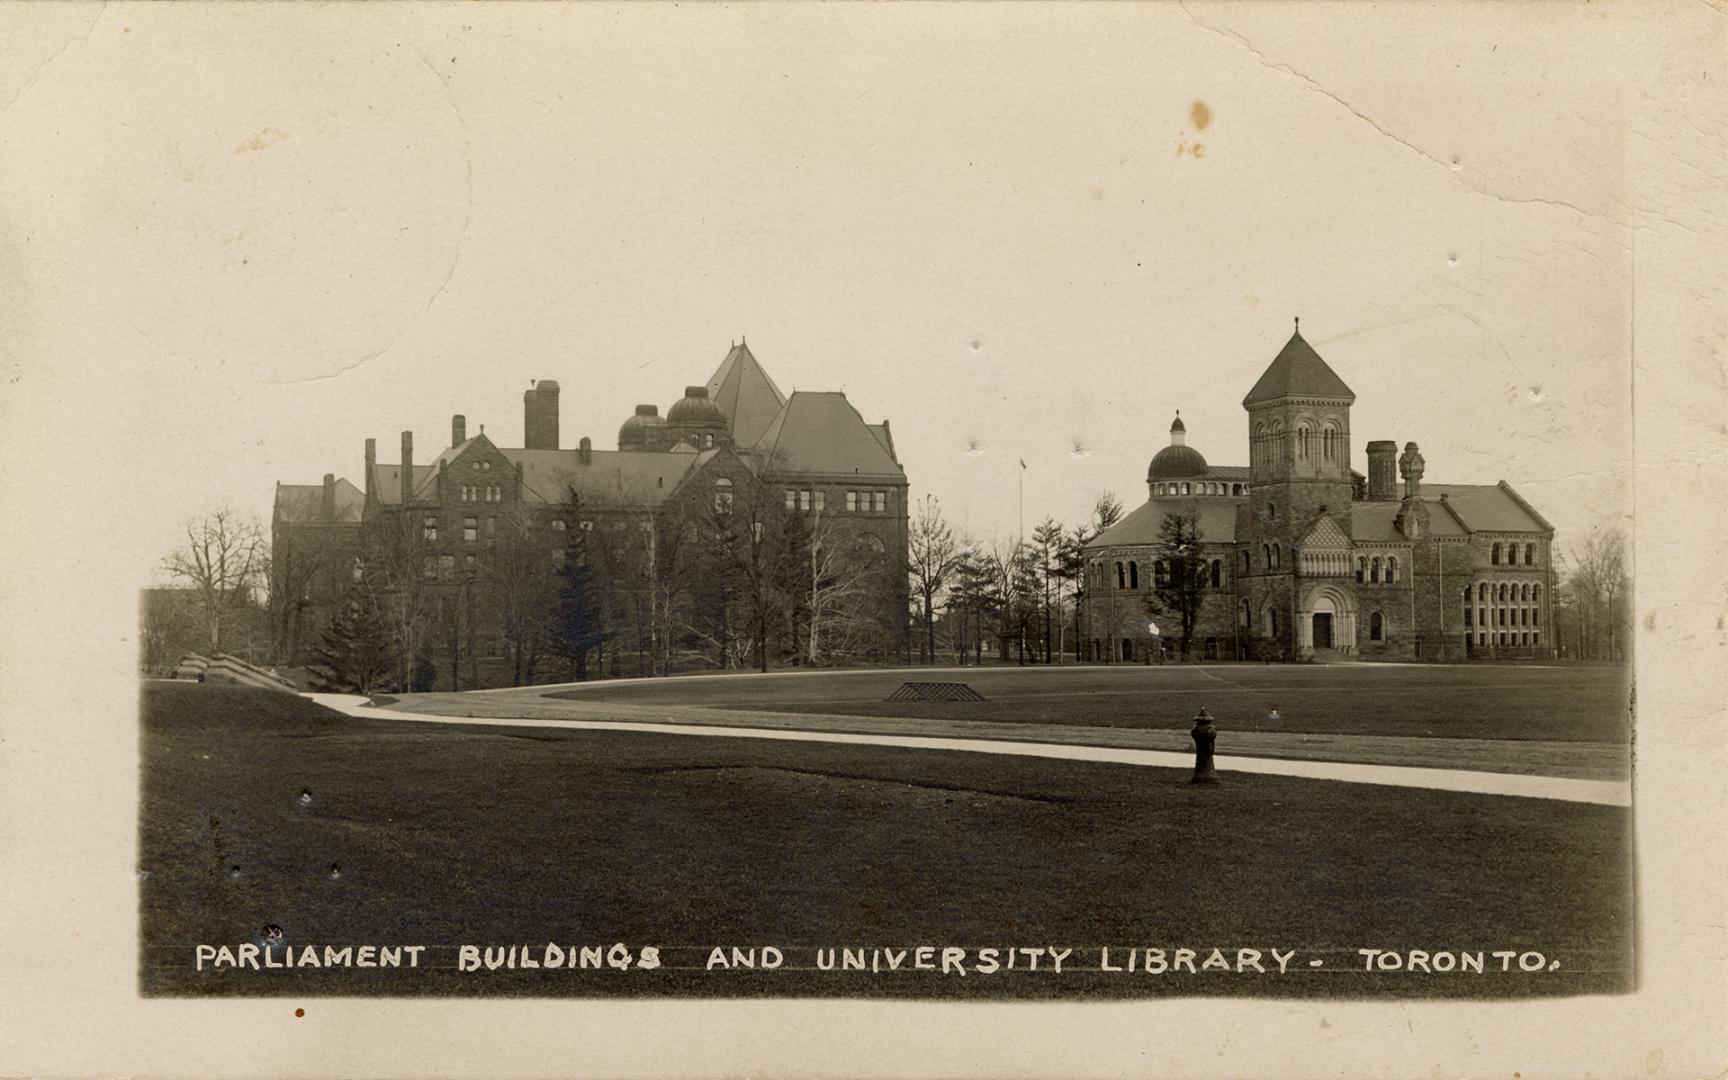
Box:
left=308, top=693, right=1631, bottom=807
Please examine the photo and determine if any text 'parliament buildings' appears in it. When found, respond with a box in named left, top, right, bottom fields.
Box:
left=275, top=325, right=1556, bottom=667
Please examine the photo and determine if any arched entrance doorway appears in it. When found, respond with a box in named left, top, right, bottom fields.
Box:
left=1298, top=585, right=1357, bottom=657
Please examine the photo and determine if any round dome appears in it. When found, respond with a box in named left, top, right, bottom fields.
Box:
left=1147, top=443, right=1209, bottom=481
left=618, top=404, right=665, bottom=448
left=667, top=386, right=726, bottom=426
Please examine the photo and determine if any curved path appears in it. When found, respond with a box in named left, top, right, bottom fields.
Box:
left=308, top=693, right=1631, bottom=808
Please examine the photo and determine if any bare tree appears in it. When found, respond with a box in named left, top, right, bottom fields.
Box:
left=1562, top=527, right=1630, bottom=661
left=908, top=494, right=958, bottom=665
left=356, top=511, right=436, bottom=692
left=161, top=508, right=267, bottom=653
left=805, top=511, right=886, bottom=665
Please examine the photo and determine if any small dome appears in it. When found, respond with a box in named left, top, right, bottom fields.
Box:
left=1148, top=443, right=1209, bottom=481
left=667, top=385, right=726, bottom=426
left=1170, top=413, right=1186, bottom=434
left=618, top=404, right=665, bottom=449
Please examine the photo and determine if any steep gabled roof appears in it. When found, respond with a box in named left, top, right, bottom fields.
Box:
left=500, top=447, right=716, bottom=507
left=1243, top=328, right=1355, bottom=406
left=754, top=391, right=904, bottom=478
left=707, top=341, right=788, bottom=448
left=274, top=479, right=364, bottom=523
left=1086, top=498, right=1239, bottom=549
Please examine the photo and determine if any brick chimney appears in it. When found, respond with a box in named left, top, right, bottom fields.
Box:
left=364, top=438, right=376, bottom=505
left=1366, top=440, right=1398, bottom=502
left=524, top=380, right=561, bottom=450
left=452, top=414, right=466, bottom=447
left=321, top=474, right=336, bottom=522
left=400, top=430, right=414, bottom=506
left=579, top=436, right=592, bottom=465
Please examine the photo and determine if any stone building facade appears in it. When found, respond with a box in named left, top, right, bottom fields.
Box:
left=1082, top=323, right=1555, bottom=663
left=273, top=340, right=909, bottom=666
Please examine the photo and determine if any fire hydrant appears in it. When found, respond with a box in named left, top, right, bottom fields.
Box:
left=1190, top=708, right=1220, bottom=785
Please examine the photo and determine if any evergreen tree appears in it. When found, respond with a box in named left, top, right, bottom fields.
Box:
left=548, top=534, right=612, bottom=681
left=307, top=589, right=395, bottom=694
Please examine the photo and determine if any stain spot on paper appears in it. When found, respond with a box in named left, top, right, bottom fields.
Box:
left=235, top=127, right=289, bottom=155
left=1190, top=101, right=1212, bottom=130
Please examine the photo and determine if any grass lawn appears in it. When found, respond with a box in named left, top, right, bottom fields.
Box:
left=140, top=683, right=1632, bottom=999
left=546, top=662, right=1631, bottom=743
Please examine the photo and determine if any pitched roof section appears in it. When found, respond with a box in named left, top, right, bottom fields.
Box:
left=755, top=392, right=905, bottom=478
left=274, top=479, right=364, bottom=523
left=500, top=448, right=715, bottom=507
left=369, top=464, right=437, bottom=505
left=707, top=341, right=788, bottom=448
left=1423, top=484, right=1551, bottom=533
left=1087, top=498, right=1240, bottom=548
left=1243, top=329, right=1355, bottom=407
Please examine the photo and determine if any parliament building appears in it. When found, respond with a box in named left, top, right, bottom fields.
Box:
left=1081, top=323, right=1556, bottom=663
left=272, top=340, right=909, bottom=667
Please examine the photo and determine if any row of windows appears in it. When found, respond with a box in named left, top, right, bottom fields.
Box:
left=459, top=484, right=502, bottom=503
left=1106, top=559, right=1228, bottom=591
left=1152, top=481, right=1246, bottom=497
left=421, top=553, right=478, bottom=579
left=424, top=515, right=498, bottom=542
left=1470, top=631, right=1541, bottom=647
left=1468, top=582, right=1543, bottom=603
left=1250, top=418, right=1344, bottom=468
left=1463, top=606, right=1541, bottom=628
left=1490, top=542, right=1541, bottom=567
left=1355, top=555, right=1399, bottom=584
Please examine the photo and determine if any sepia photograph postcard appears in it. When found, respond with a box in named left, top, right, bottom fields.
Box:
left=0, top=2, right=1723, bottom=1077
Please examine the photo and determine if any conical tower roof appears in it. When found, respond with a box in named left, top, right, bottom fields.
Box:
left=1242, top=322, right=1355, bottom=407
left=706, top=338, right=788, bottom=448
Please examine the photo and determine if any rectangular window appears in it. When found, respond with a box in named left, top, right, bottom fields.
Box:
left=800, top=490, right=811, bottom=511
left=873, top=491, right=886, bottom=512
left=422, top=556, right=437, bottom=579
left=439, top=554, right=455, bottom=579
left=464, top=517, right=478, bottom=541
left=814, top=491, right=826, bottom=511
left=423, top=517, right=438, bottom=542
left=785, top=490, right=797, bottom=511
left=1533, top=609, right=1540, bottom=627
left=1464, top=608, right=1473, bottom=627
left=486, top=516, right=495, bottom=535
left=552, top=519, right=567, bottom=531
left=846, top=491, right=857, bottom=512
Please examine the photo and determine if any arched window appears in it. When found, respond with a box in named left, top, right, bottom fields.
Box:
left=1268, top=503, right=1277, bottom=519
left=1387, top=556, right=1398, bottom=583
left=1533, top=585, right=1542, bottom=602
left=1253, top=423, right=1267, bottom=467
left=1269, top=609, right=1280, bottom=637
left=1498, top=583, right=1508, bottom=602
left=1322, top=423, right=1341, bottom=462
left=1371, top=557, right=1382, bottom=584
left=713, top=477, right=734, bottom=513
left=1524, top=583, right=1534, bottom=601
left=1525, top=543, right=1536, bottom=565
left=1356, top=557, right=1366, bottom=583
left=1273, top=545, right=1282, bottom=569
left=1129, top=561, right=1140, bottom=590
left=1478, top=582, right=1488, bottom=601
left=1233, top=483, right=1243, bottom=496
left=1263, top=544, right=1272, bottom=569
left=1116, top=562, right=1125, bottom=589
left=1297, top=425, right=1313, bottom=460
left=1491, top=543, right=1501, bottom=565
left=1240, top=550, right=1250, bottom=573
left=1370, top=611, right=1384, bottom=641
left=1240, top=600, right=1251, bottom=627
left=1463, top=585, right=1474, bottom=603
left=1210, top=560, right=1222, bottom=587
left=1507, top=544, right=1518, bottom=566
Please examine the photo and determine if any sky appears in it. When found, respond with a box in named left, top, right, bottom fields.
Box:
left=1, top=3, right=1640, bottom=587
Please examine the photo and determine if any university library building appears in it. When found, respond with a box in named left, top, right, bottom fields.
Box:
left=1082, top=325, right=1555, bottom=663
